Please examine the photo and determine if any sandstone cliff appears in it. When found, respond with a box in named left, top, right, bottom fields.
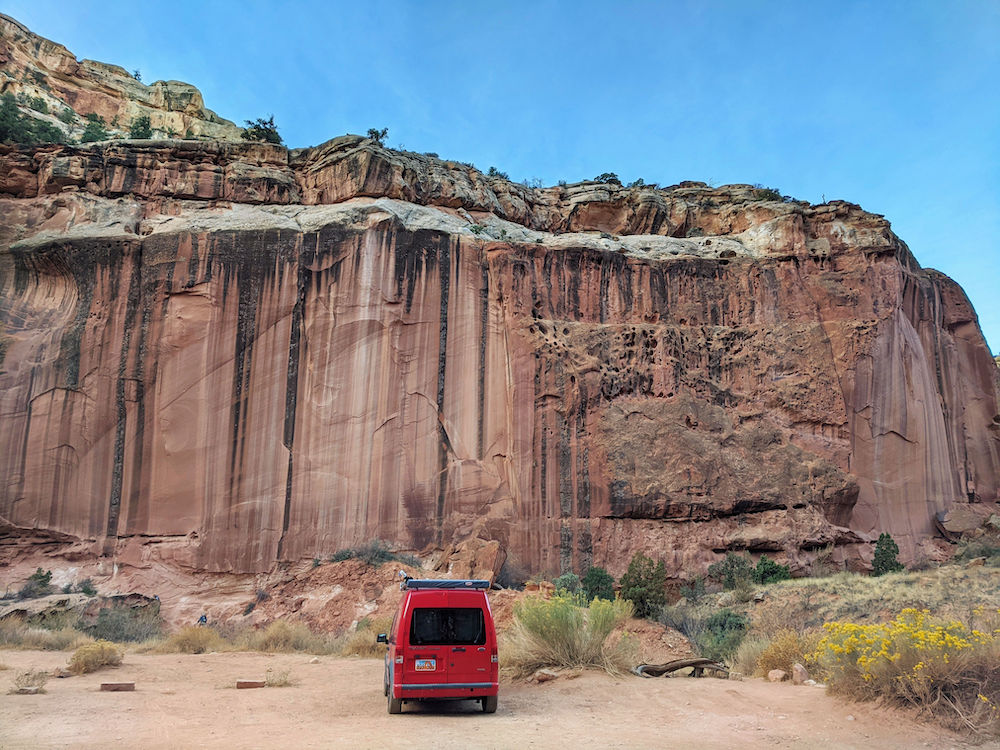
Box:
left=2, top=133, right=998, bottom=582
left=0, top=14, right=242, bottom=142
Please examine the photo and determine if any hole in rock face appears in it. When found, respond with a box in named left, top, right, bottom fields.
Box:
left=570, top=375, right=576, bottom=384
left=563, top=328, right=569, bottom=335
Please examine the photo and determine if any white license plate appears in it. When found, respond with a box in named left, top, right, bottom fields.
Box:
left=415, top=659, right=436, bottom=671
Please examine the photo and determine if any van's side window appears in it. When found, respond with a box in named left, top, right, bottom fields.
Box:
left=410, top=607, right=485, bottom=646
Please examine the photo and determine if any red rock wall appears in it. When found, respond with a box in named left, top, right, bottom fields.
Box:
left=1, top=141, right=998, bottom=577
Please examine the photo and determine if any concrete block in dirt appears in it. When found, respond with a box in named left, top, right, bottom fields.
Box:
left=100, top=682, right=135, bottom=691
left=236, top=680, right=266, bottom=689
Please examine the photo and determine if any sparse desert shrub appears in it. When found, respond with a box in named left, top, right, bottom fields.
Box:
left=80, top=113, right=108, bottom=143
left=696, top=609, right=749, bottom=663
left=77, top=578, right=97, bottom=596
left=18, top=568, right=53, bottom=600
left=581, top=566, right=615, bottom=602
left=21, top=626, right=92, bottom=651
left=679, top=577, right=706, bottom=602
left=87, top=605, right=162, bottom=642
left=707, top=553, right=754, bottom=591
left=503, top=593, right=636, bottom=678
left=755, top=629, right=821, bottom=677
left=239, top=619, right=337, bottom=655
left=339, top=615, right=394, bottom=658
left=955, top=539, right=1000, bottom=567
left=128, top=114, right=151, bottom=139
left=619, top=552, right=667, bottom=619
left=750, top=185, right=784, bottom=201
left=486, top=166, right=509, bottom=180
left=329, top=540, right=419, bottom=568
left=815, top=608, right=1000, bottom=737
left=872, top=532, right=904, bottom=576
left=68, top=640, right=123, bottom=674
left=161, top=626, right=226, bottom=654
left=265, top=667, right=294, bottom=687
left=10, top=669, right=48, bottom=693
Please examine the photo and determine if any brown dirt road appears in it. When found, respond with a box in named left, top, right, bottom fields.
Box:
left=0, top=650, right=990, bottom=749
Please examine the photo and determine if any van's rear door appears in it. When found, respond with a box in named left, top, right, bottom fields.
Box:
left=444, top=592, right=490, bottom=686
left=403, top=592, right=449, bottom=686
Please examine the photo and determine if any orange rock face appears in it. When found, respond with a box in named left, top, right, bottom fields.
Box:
left=1, top=138, right=998, bottom=582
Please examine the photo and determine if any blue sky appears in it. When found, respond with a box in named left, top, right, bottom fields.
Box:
left=5, top=0, right=998, bottom=353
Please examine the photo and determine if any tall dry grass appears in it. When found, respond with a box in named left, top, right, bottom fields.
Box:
left=503, top=593, right=637, bottom=678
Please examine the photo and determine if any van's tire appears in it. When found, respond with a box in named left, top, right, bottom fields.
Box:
left=388, top=692, right=402, bottom=714
left=481, top=695, right=497, bottom=713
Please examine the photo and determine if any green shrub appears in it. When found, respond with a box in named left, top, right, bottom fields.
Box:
left=552, top=572, right=580, bottom=594
left=86, top=605, right=162, bottom=642
left=80, top=113, right=108, bottom=143
left=242, top=116, right=282, bottom=144
left=679, top=577, right=706, bottom=602
left=18, top=568, right=53, bottom=599
left=486, top=166, right=509, bottom=180
left=955, top=539, right=1000, bottom=567
left=78, top=579, right=97, bottom=596
left=750, top=185, right=784, bottom=201
left=707, top=553, right=754, bottom=591
left=128, top=114, right=151, bottom=139
left=618, top=552, right=667, bottom=619
left=873, top=532, right=904, bottom=576
left=753, top=555, right=791, bottom=585
left=581, top=566, right=615, bottom=602
left=366, top=127, right=388, bottom=146
left=58, top=107, right=75, bottom=125
left=68, top=640, right=122, bottom=674
left=594, top=172, right=621, bottom=185
left=503, top=593, right=636, bottom=677
left=696, top=609, right=749, bottom=662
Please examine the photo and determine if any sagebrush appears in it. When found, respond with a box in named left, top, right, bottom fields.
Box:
left=68, top=640, right=123, bottom=674
left=503, top=593, right=636, bottom=677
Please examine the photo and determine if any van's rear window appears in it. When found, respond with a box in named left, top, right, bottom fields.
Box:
left=410, top=608, right=486, bottom=646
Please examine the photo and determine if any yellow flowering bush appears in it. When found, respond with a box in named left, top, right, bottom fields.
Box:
left=815, top=608, right=1000, bottom=736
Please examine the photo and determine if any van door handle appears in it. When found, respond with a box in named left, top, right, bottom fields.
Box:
left=452, top=647, right=466, bottom=652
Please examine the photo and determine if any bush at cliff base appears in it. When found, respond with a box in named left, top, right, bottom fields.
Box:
left=502, top=593, right=637, bottom=678
left=814, top=608, right=1000, bottom=737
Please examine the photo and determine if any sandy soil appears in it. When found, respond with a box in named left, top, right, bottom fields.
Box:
left=0, top=650, right=990, bottom=750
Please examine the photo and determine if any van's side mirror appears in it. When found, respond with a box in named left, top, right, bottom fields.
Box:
left=376, top=633, right=388, bottom=644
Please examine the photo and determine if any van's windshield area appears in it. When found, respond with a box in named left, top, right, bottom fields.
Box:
left=410, top=607, right=485, bottom=646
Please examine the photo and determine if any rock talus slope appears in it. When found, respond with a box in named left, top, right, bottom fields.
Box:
left=1, top=135, right=998, bottom=580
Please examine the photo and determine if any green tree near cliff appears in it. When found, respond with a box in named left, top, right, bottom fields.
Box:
left=366, top=127, right=388, bottom=146
left=129, top=114, right=152, bottom=139
left=242, top=115, right=282, bottom=144
left=0, top=93, right=64, bottom=145
left=619, top=552, right=667, bottom=619
left=872, top=532, right=904, bottom=576
left=80, top=113, right=108, bottom=143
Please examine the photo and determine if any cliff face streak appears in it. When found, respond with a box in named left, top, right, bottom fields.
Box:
left=1, top=138, right=998, bottom=578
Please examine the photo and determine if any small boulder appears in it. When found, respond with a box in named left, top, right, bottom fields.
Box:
left=791, top=663, right=810, bottom=685
left=531, top=668, right=560, bottom=683
left=767, top=669, right=788, bottom=682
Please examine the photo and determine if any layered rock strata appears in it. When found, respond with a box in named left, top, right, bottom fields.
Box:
left=1, top=137, right=998, bottom=580
left=0, top=14, right=242, bottom=142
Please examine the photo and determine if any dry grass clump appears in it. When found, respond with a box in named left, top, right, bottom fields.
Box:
left=339, top=615, right=393, bottom=658
left=730, top=633, right=770, bottom=677
left=237, top=619, right=339, bottom=655
left=264, top=667, right=295, bottom=687
left=815, top=608, right=1000, bottom=738
left=67, top=640, right=123, bottom=675
left=0, top=619, right=93, bottom=650
left=160, top=625, right=226, bottom=654
left=754, top=629, right=821, bottom=677
left=10, top=669, right=49, bottom=694
left=503, top=593, right=637, bottom=678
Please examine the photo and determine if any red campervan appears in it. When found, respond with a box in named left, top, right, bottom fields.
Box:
left=378, top=577, right=499, bottom=714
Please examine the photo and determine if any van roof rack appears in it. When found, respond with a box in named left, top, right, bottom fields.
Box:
left=402, top=579, right=490, bottom=590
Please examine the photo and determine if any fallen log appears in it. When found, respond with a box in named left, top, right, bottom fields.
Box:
left=633, top=658, right=729, bottom=678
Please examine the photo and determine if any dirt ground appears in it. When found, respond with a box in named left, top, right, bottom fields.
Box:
left=0, top=650, right=991, bottom=750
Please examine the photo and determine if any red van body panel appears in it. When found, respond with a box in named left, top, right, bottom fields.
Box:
left=385, top=582, right=498, bottom=706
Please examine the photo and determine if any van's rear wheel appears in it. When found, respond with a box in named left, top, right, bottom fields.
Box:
left=481, top=695, right=497, bottom=713
left=388, top=691, right=402, bottom=714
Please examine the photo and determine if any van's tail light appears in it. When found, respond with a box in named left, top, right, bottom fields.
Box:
left=395, top=654, right=404, bottom=664
left=491, top=648, right=498, bottom=664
